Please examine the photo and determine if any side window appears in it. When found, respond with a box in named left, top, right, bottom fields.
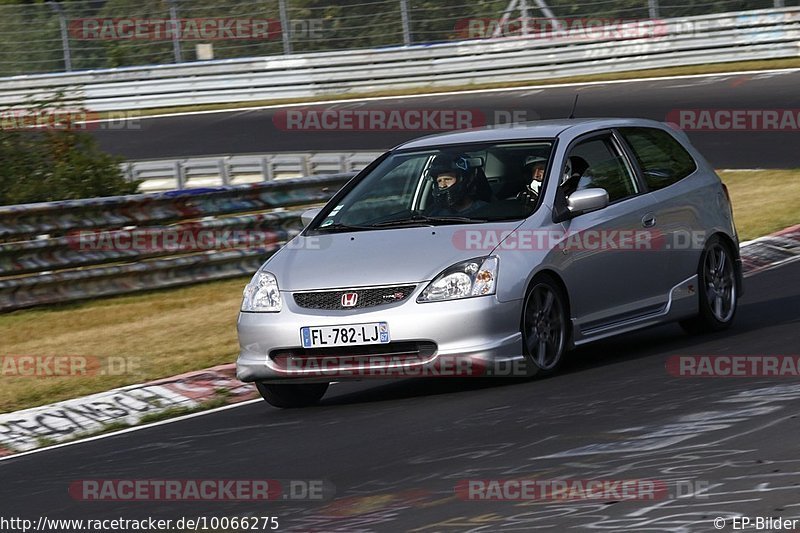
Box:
left=563, top=136, right=638, bottom=203
left=618, top=127, right=697, bottom=191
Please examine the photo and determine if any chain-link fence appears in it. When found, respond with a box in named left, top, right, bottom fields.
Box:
left=0, top=0, right=795, bottom=76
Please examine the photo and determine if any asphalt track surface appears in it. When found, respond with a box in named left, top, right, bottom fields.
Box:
left=92, top=69, right=800, bottom=168
left=1, top=259, right=799, bottom=532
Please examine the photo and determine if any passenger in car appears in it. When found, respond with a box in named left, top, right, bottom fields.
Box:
left=516, top=155, right=547, bottom=206
left=561, top=156, right=590, bottom=197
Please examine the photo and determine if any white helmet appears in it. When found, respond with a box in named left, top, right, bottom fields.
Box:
left=523, top=155, right=547, bottom=195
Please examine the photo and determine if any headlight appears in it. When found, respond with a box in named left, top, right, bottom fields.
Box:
left=241, top=270, right=282, bottom=312
left=418, top=256, right=498, bottom=303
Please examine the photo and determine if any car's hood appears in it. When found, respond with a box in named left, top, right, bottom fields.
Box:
left=266, top=222, right=523, bottom=291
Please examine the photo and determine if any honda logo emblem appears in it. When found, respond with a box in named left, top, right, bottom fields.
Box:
left=341, top=292, right=358, bottom=307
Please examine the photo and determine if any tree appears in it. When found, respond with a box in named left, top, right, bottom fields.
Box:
left=0, top=97, right=140, bottom=206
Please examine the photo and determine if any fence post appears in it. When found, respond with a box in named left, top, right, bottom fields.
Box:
left=174, top=160, right=186, bottom=189
left=279, top=0, right=293, bottom=54
left=399, top=0, right=412, bottom=46
left=124, top=162, right=134, bottom=183
left=648, top=0, right=659, bottom=19
left=261, top=157, right=274, bottom=181
left=218, top=158, right=230, bottom=186
left=301, top=155, right=312, bottom=177
left=168, top=0, right=182, bottom=63
left=519, top=0, right=529, bottom=35
left=48, top=2, right=72, bottom=72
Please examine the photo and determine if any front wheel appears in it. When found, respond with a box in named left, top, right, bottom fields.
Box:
left=680, top=236, right=738, bottom=334
left=255, top=382, right=329, bottom=408
left=521, top=277, right=569, bottom=377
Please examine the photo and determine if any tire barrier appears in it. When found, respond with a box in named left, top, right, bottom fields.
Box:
left=0, top=173, right=355, bottom=312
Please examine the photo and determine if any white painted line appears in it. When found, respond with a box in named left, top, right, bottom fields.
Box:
left=84, top=67, right=800, bottom=123
left=0, top=399, right=261, bottom=463
left=743, top=254, right=800, bottom=278
left=698, top=411, right=793, bottom=447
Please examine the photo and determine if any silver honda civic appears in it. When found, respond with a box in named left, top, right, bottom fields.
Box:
left=237, top=118, right=743, bottom=407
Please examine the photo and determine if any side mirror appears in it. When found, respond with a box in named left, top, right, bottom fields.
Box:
left=566, top=188, right=609, bottom=216
left=301, top=207, right=322, bottom=227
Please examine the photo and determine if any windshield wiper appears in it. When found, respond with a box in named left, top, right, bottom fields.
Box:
left=370, top=215, right=486, bottom=227
left=311, top=222, right=373, bottom=233
left=419, top=215, right=487, bottom=224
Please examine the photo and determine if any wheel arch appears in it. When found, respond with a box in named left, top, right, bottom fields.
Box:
left=523, top=269, right=574, bottom=348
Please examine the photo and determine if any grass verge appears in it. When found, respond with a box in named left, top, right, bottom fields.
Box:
left=107, top=58, right=800, bottom=118
left=718, top=170, right=800, bottom=241
left=0, top=280, right=246, bottom=413
left=0, top=169, right=797, bottom=413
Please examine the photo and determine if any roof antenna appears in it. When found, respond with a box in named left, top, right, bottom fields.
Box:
left=568, top=94, right=579, bottom=119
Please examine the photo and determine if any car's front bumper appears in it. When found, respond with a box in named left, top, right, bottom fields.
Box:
left=236, top=289, right=524, bottom=383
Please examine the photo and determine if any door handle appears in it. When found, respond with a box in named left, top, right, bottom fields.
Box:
left=641, top=213, right=656, bottom=228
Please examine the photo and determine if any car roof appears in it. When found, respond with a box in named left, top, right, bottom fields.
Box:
left=393, top=118, right=668, bottom=150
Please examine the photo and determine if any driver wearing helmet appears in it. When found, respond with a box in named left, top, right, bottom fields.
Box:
left=516, top=155, right=547, bottom=206
left=426, top=154, right=488, bottom=216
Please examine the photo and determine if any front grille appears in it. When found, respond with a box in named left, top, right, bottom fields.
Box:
left=270, top=341, right=437, bottom=370
left=293, top=284, right=417, bottom=310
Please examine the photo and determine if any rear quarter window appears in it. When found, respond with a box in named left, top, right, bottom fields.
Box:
left=619, top=127, right=697, bottom=191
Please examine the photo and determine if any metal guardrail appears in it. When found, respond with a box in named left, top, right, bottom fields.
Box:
left=0, top=173, right=355, bottom=312
left=0, top=173, right=354, bottom=242
left=0, top=8, right=797, bottom=111
left=123, top=152, right=381, bottom=192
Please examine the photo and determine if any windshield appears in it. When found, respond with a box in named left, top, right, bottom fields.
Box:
left=311, top=141, right=554, bottom=231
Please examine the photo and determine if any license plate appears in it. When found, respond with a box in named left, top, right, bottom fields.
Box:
left=301, top=322, right=390, bottom=349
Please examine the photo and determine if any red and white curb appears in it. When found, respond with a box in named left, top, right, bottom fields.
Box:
left=740, top=224, right=800, bottom=276
left=0, top=223, right=798, bottom=457
left=0, top=364, right=256, bottom=455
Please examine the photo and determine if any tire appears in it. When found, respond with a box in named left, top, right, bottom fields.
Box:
left=521, top=276, right=569, bottom=377
left=255, top=382, right=329, bottom=408
left=680, top=236, right=738, bottom=334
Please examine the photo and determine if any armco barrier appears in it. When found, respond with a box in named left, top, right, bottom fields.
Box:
left=0, top=8, right=798, bottom=111
left=0, top=249, right=266, bottom=312
left=0, top=173, right=353, bottom=242
left=0, top=211, right=299, bottom=276
left=0, top=173, right=355, bottom=312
